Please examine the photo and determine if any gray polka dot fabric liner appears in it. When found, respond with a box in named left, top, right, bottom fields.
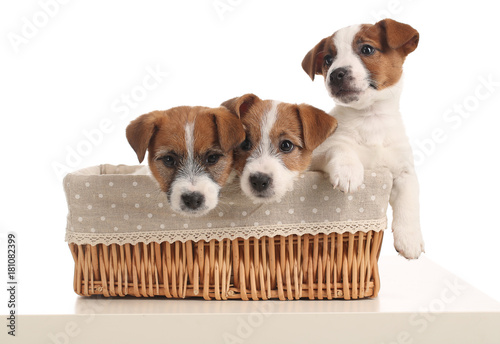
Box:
left=64, top=164, right=393, bottom=245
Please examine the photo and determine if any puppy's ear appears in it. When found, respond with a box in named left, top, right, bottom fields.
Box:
left=126, top=111, right=163, bottom=163
left=296, top=104, right=337, bottom=151
left=376, top=18, right=419, bottom=56
left=302, top=37, right=328, bottom=81
left=213, top=108, right=246, bottom=152
left=221, top=93, right=261, bottom=118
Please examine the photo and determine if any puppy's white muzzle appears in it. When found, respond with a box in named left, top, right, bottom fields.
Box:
left=169, top=175, right=220, bottom=217
left=240, top=155, right=298, bottom=203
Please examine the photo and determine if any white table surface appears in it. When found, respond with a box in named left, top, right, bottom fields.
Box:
left=3, top=256, right=500, bottom=344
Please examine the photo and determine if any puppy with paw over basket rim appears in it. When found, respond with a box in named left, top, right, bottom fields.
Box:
left=302, top=19, right=424, bottom=259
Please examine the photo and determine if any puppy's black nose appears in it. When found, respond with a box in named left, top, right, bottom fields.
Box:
left=250, top=173, right=271, bottom=192
left=181, top=192, right=205, bottom=210
left=330, top=67, right=348, bottom=85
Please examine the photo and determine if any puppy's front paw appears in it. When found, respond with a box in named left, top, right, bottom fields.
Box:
left=393, top=226, right=425, bottom=260
left=328, top=160, right=364, bottom=193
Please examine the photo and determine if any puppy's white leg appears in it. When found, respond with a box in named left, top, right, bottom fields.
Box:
left=324, top=146, right=364, bottom=193
left=390, top=169, right=425, bottom=259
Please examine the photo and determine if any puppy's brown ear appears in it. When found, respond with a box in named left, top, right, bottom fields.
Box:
left=126, top=111, right=163, bottom=163
left=296, top=104, right=337, bottom=151
left=213, top=108, right=246, bottom=152
left=302, top=37, right=328, bottom=81
left=376, top=18, right=419, bottom=56
left=221, top=93, right=261, bottom=118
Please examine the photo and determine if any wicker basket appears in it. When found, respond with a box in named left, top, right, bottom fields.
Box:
left=65, top=165, right=391, bottom=300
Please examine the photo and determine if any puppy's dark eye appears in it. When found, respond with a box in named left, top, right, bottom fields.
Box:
left=360, top=44, right=375, bottom=56
left=240, top=138, right=252, bottom=151
left=161, top=155, right=176, bottom=168
left=206, top=154, right=221, bottom=165
left=279, top=140, right=294, bottom=153
left=324, top=55, right=333, bottom=66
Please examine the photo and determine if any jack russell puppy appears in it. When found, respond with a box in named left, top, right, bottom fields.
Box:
left=222, top=93, right=337, bottom=203
left=302, top=19, right=424, bottom=259
left=126, top=106, right=245, bottom=216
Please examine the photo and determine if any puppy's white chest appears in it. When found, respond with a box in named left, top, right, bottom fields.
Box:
left=356, top=116, right=390, bottom=146
left=338, top=111, right=393, bottom=146
left=334, top=110, right=405, bottom=170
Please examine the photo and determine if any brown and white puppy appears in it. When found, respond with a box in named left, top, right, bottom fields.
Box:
left=302, top=19, right=424, bottom=259
left=222, top=94, right=337, bottom=203
left=302, top=18, right=418, bottom=109
left=126, top=106, right=245, bottom=216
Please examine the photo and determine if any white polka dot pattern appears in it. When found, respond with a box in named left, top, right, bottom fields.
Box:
left=64, top=164, right=392, bottom=245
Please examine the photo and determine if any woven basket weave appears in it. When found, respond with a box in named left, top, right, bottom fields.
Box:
left=65, top=165, right=390, bottom=300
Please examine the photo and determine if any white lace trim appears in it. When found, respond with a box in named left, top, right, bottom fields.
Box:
left=65, top=218, right=386, bottom=245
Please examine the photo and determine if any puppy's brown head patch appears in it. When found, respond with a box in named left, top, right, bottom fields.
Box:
left=126, top=106, right=245, bottom=195
left=302, top=36, right=336, bottom=81
left=353, top=19, right=419, bottom=90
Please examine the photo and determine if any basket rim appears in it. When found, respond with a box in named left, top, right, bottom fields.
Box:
left=65, top=217, right=387, bottom=245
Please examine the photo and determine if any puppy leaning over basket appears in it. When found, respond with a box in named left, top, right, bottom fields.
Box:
left=221, top=93, right=337, bottom=203
left=302, top=19, right=425, bottom=259
left=125, top=105, right=245, bottom=217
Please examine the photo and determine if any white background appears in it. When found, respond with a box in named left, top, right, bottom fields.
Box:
left=1, top=0, right=500, bottom=317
